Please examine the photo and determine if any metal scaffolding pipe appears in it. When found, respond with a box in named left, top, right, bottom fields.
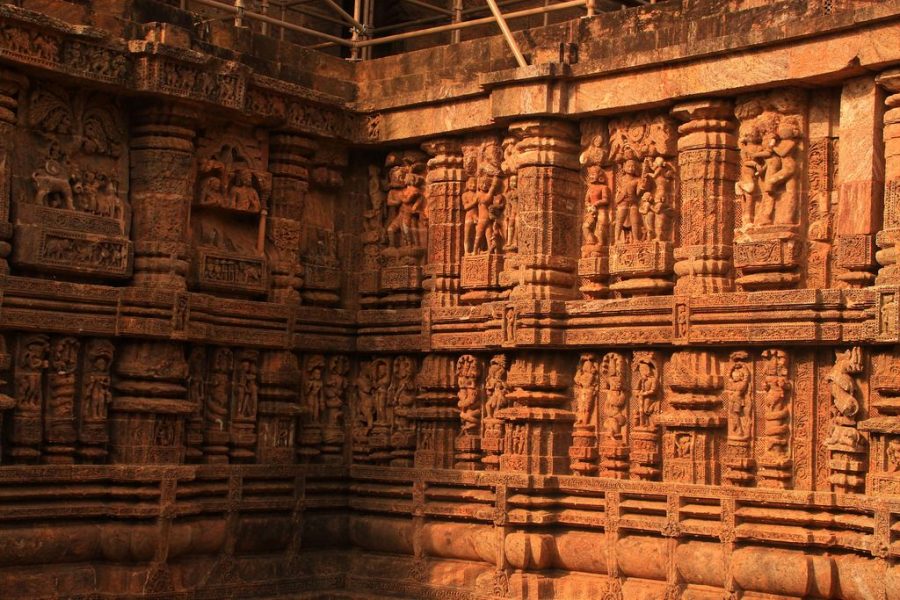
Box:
left=355, top=0, right=587, bottom=48
left=320, top=0, right=366, bottom=31
left=485, top=0, right=528, bottom=68
left=400, top=0, right=454, bottom=16
left=191, top=0, right=354, bottom=45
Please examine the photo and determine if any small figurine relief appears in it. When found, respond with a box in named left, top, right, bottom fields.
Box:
left=761, top=349, right=791, bottom=460
left=633, top=357, right=659, bottom=430
left=15, top=334, right=49, bottom=411
left=385, top=152, right=427, bottom=251
left=824, top=346, right=865, bottom=452
left=582, top=165, right=612, bottom=253
left=456, top=355, right=481, bottom=436
left=484, top=355, right=508, bottom=420
left=234, top=350, right=259, bottom=420
left=463, top=174, right=505, bottom=255
left=600, top=353, right=628, bottom=441
left=323, top=355, right=350, bottom=429
left=207, top=348, right=232, bottom=432
left=574, top=353, right=600, bottom=427
left=304, top=355, right=326, bottom=424
left=724, top=351, right=752, bottom=441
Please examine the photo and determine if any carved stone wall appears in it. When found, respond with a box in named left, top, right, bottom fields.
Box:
left=0, top=1, right=900, bottom=599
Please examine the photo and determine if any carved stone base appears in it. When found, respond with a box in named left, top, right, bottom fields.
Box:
left=367, top=423, right=391, bottom=465
left=203, top=429, right=230, bottom=464
left=609, top=241, right=674, bottom=296
left=454, top=433, right=481, bottom=470
left=599, top=438, right=629, bottom=479
left=302, top=263, right=341, bottom=307
left=379, top=264, right=424, bottom=307
left=390, top=427, right=415, bottom=467
left=757, top=455, right=792, bottom=489
left=298, top=424, right=322, bottom=463
left=829, top=445, right=867, bottom=494
left=734, top=226, right=800, bottom=290
left=320, top=425, right=345, bottom=465
left=481, top=417, right=503, bottom=471
left=569, top=423, right=598, bottom=476
left=722, top=439, right=754, bottom=486
left=578, top=250, right=609, bottom=299
left=229, top=421, right=256, bottom=463
left=629, top=427, right=660, bottom=481
left=461, top=253, right=505, bottom=303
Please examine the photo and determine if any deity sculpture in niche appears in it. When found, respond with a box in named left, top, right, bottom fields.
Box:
left=578, top=122, right=612, bottom=298
left=191, top=132, right=271, bottom=297
left=299, top=354, right=327, bottom=463
left=0, top=338, right=15, bottom=463
left=733, top=90, right=807, bottom=290
left=369, top=151, right=428, bottom=308
left=77, top=344, right=115, bottom=455
left=461, top=138, right=507, bottom=303
left=825, top=346, right=867, bottom=494
left=606, top=113, right=677, bottom=296
left=230, top=349, right=259, bottom=462
left=366, top=357, right=393, bottom=464
left=758, top=349, right=792, bottom=488
left=352, top=359, right=376, bottom=463
left=570, top=353, right=600, bottom=476
left=482, top=354, right=507, bottom=471
left=320, top=355, right=349, bottom=463
left=722, top=351, right=754, bottom=485
left=203, top=347, right=232, bottom=463
left=455, top=355, right=482, bottom=469
left=501, top=134, right=519, bottom=253
left=390, top=355, right=418, bottom=467
left=45, top=336, right=79, bottom=462
left=599, top=352, right=629, bottom=478
left=630, top=351, right=662, bottom=480
left=11, top=83, right=132, bottom=280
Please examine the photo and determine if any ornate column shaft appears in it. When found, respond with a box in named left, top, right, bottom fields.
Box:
left=110, top=102, right=196, bottom=464
left=506, top=121, right=580, bottom=301
left=268, top=132, right=316, bottom=304
left=422, top=138, right=464, bottom=307
left=876, top=69, right=900, bottom=286
left=499, top=352, right=573, bottom=475
left=672, top=99, right=738, bottom=295
left=0, top=68, right=26, bottom=277
left=129, top=103, right=196, bottom=288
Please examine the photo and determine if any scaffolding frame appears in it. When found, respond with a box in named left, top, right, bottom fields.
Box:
left=182, top=0, right=657, bottom=62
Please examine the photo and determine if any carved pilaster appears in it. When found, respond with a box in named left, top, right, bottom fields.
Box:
left=111, top=341, right=190, bottom=464
left=506, top=121, right=580, bottom=300
left=421, top=138, right=464, bottom=307
left=389, top=355, right=418, bottom=467
left=44, top=336, right=79, bottom=463
left=0, top=68, right=27, bottom=277
left=570, top=353, right=599, bottom=476
left=0, top=336, right=14, bottom=463
left=204, top=347, right=232, bottom=463
left=500, top=352, right=573, bottom=475
left=10, top=334, right=48, bottom=463
left=321, top=355, right=349, bottom=464
left=824, top=347, right=867, bottom=494
left=257, top=350, right=302, bottom=464
left=78, top=342, right=116, bottom=463
left=578, top=120, right=611, bottom=299
left=129, top=103, right=196, bottom=289
left=757, top=349, right=792, bottom=489
left=599, top=352, right=629, bottom=479
left=876, top=69, right=900, bottom=286
left=303, top=145, right=345, bottom=307
left=455, top=354, right=482, bottom=470
left=482, top=354, right=508, bottom=471
left=834, top=77, right=883, bottom=287
left=659, top=351, right=725, bottom=485
left=268, top=133, right=316, bottom=304
left=630, top=351, right=662, bottom=480
left=230, top=349, right=260, bottom=463
left=671, top=99, right=738, bottom=295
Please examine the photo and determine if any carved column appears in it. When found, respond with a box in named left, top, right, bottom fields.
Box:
left=320, top=355, right=349, bottom=464
left=570, top=353, right=600, bottom=476
left=268, top=133, right=315, bottom=304
left=44, top=337, right=80, bottom=463
left=598, top=352, right=629, bottom=479
left=455, top=355, right=482, bottom=470
left=722, top=351, right=754, bottom=486
left=421, top=138, right=464, bottom=307
left=10, top=334, right=49, bottom=463
left=299, top=353, right=325, bottom=462
left=303, top=145, right=345, bottom=307
left=671, top=99, right=738, bottom=295
left=658, top=351, right=725, bottom=485
left=506, top=121, right=580, bottom=301
left=577, top=121, right=611, bottom=299
left=111, top=341, right=190, bottom=464
left=130, top=103, right=196, bottom=288
left=630, top=351, right=663, bottom=480
left=482, top=354, right=508, bottom=471
left=257, top=350, right=301, bottom=464
left=834, top=77, right=884, bottom=287
left=0, top=336, right=14, bottom=462
left=0, top=69, right=26, bottom=277
left=414, top=354, right=459, bottom=469
left=876, top=69, right=900, bottom=286
left=389, top=355, right=418, bottom=467
left=757, top=349, right=792, bottom=488
left=111, top=102, right=197, bottom=464
left=203, top=347, right=232, bottom=463
left=230, top=349, right=260, bottom=463
left=499, top=352, right=573, bottom=475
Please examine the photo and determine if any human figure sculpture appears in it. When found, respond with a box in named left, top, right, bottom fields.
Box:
left=355, top=361, right=375, bottom=430
left=456, top=355, right=480, bottom=436
left=235, top=354, right=258, bottom=419
left=762, top=349, right=791, bottom=457
left=724, top=351, right=752, bottom=440
left=574, top=354, right=599, bottom=427
left=582, top=166, right=611, bottom=249
left=462, top=177, right=478, bottom=254
left=735, top=127, right=762, bottom=231
left=386, top=172, right=424, bottom=248
left=601, top=353, right=628, bottom=440
left=641, top=156, right=676, bottom=242
left=824, top=347, right=864, bottom=450
left=614, top=150, right=643, bottom=244
left=304, top=355, right=326, bottom=424
left=484, top=355, right=507, bottom=420
left=372, top=359, right=391, bottom=425
left=752, top=118, right=801, bottom=226
left=633, top=359, right=659, bottom=429
left=470, top=175, right=504, bottom=255
left=230, top=168, right=261, bottom=212
left=84, top=354, right=112, bottom=420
